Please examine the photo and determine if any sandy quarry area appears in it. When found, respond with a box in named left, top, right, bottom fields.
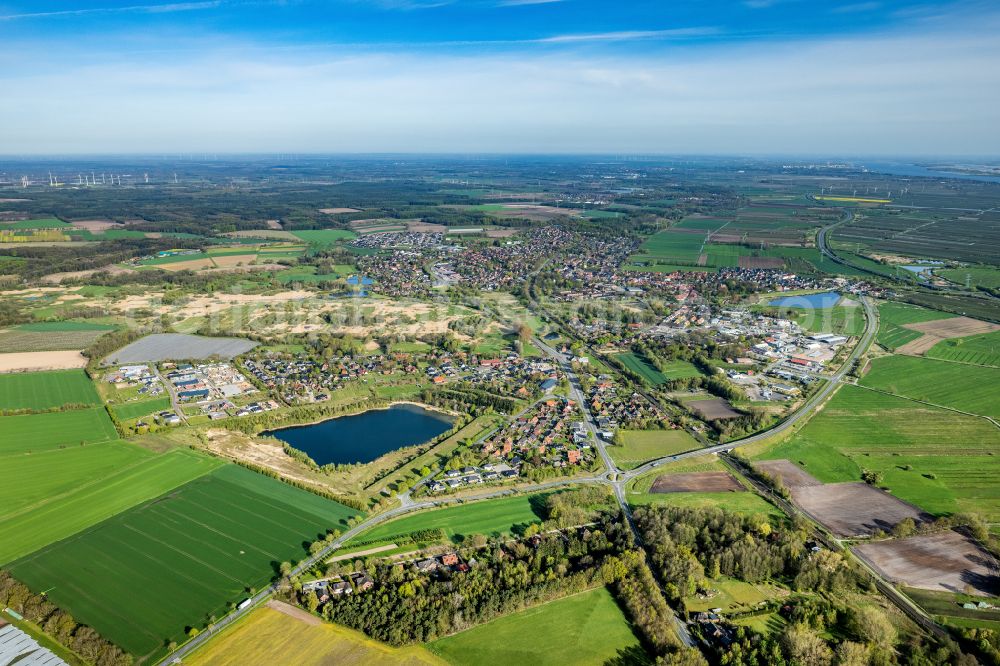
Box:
left=69, top=219, right=117, bottom=232
left=0, top=350, right=88, bottom=372
left=898, top=316, right=1000, bottom=355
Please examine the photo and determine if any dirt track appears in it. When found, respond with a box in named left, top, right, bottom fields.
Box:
left=855, top=530, right=1000, bottom=596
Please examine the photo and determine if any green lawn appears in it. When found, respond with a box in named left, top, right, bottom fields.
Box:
left=0, top=447, right=224, bottom=565
left=0, top=407, right=117, bottom=452
left=683, top=578, right=784, bottom=614
left=0, top=369, right=100, bottom=410
left=760, top=384, right=1000, bottom=520
left=609, top=429, right=700, bottom=470
left=111, top=396, right=173, bottom=421
left=290, top=230, right=357, bottom=247
left=798, top=305, right=866, bottom=336
left=615, top=352, right=668, bottom=385
left=9, top=464, right=363, bottom=662
left=352, top=494, right=547, bottom=545
left=927, top=330, right=1000, bottom=367
left=876, top=301, right=955, bottom=350
left=428, top=587, right=642, bottom=666
left=860, top=355, right=1000, bottom=418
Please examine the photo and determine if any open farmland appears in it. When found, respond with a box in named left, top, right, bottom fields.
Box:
left=0, top=407, right=117, bottom=452
left=0, top=350, right=88, bottom=372
left=105, top=333, right=258, bottom=364
left=791, top=482, right=930, bottom=538
left=687, top=397, right=741, bottom=420
left=111, top=396, right=172, bottom=421
left=832, top=207, right=1000, bottom=264
left=351, top=494, right=546, bottom=546
left=291, top=229, right=357, bottom=246
left=0, top=447, right=224, bottom=564
left=760, top=385, right=1000, bottom=520
left=876, top=301, right=955, bottom=350
left=649, top=471, right=742, bottom=493
left=854, top=530, right=999, bottom=597
left=627, top=460, right=782, bottom=516
left=896, top=316, right=1000, bottom=356
left=9, top=464, right=363, bottom=661
left=937, top=266, right=1000, bottom=290
left=0, top=369, right=99, bottom=410
left=927, top=330, right=1000, bottom=367
left=610, top=429, right=699, bottom=470
left=186, top=604, right=444, bottom=666
left=0, top=325, right=112, bottom=353
left=427, top=587, right=641, bottom=666
left=860, top=355, right=1000, bottom=418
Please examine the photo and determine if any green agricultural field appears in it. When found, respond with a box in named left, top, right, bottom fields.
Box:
left=352, top=494, right=546, bottom=546
left=610, top=429, right=699, bottom=470
left=615, top=352, right=667, bottom=385
left=276, top=264, right=355, bottom=283
left=938, top=266, right=1000, bottom=290
left=658, top=359, right=704, bottom=380
left=9, top=464, right=363, bottom=661
left=428, top=587, right=642, bottom=666
left=876, top=301, right=955, bottom=350
left=0, top=407, right=117, bottom=452
left=291, top=230, right=357, bottom=246
left=3, top=218, right=69, bottom=229
left=760, top=385, right=1000, bottom=520
left=799, top=305, right=866, bottom=336
left=16, top=321, right=117, bottom=332
left=625, top=460, right=782, bottom=517
left=629, top=230, right=705, bottom=265
left=111, top=396, right=172, bottom=421
left=0, top=441, right=152, bottom=523
left=0, top=447, right=224, bottom=565
left=860, top=355, right=1000, bottom=419
left=927, top=330, right=1000, bottom=367
left=0, top=329, right=109, bottom=352
left=0, top=369, right=100, bottom=410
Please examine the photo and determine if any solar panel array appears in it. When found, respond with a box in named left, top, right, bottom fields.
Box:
left=0, top=623, right=67, bottom=666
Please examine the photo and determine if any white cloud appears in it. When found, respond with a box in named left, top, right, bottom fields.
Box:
left=0, top=1, right=222, bottom=21
left=0, top=21, right=998, bottom=155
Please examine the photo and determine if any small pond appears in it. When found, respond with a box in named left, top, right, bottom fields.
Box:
left=263, top=403, right=454, bottom=466
left=768, top=292, right=842, bottom=309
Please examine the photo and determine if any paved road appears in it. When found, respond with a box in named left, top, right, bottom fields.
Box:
left=621, top=295, right=877, bottom=482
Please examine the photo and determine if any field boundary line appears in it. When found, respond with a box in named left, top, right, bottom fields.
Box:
left=851, top=383, right=1000, bottom=429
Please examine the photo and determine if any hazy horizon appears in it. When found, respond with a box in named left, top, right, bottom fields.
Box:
left=2, top=0, right=999, bottom=155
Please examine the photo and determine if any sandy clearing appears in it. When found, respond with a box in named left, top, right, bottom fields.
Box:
left=319, top=207, right=361, bottom=215
left=266, top=219, right=282, bottom=229
left=266, top=601, right=322, bottom=626
left=755, top=460, right=822, bottom=489
left=0, top=350, right=87, bottom=372
left=485, top=229, right=518, bottom=238
left=69, top=219, right=116, bottom=232
left=407, top=221, right=446, bottom=233
left=328, top=544, right=400, bottom=562
left=211, top=254, right=258, bottom=268
left=854, top=530, right=999, bottom=596
left=40, top=264, right=134, bottom=284
left=155, top=257, right=216, bottom=272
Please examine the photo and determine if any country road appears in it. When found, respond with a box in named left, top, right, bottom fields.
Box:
left=166, top=276, right=876, bottom=663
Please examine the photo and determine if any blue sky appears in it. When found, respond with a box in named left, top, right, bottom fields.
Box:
left=1, top=0, right=998, bottom=154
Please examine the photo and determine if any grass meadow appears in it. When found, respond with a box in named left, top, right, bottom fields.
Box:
left=609, top=429, right=700, bottom=470
left=760, top=384, right=1000, bottom=521
left=9, top=464, right=363, bottom=661
left=427, top=587, right=641, bottom=666
left=111, top=397, right=172, bottom=421
left=927, top=330, right=1000, bottom=367
left=875, top=301, right=954, bottom=350
left=290, top=230, right=357, bottom=246
left=0, top=369, right=100, bottom=411
left=860, top=355, right=1000, bottom=418
left=352, top=494, right=547, bottom=546
left=615, top=352, right=667, bottom=385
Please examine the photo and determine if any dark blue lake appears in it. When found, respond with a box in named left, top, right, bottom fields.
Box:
left=769, top=292, right=842, bottom=309
left=263, top=403, right=454, bottom=465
